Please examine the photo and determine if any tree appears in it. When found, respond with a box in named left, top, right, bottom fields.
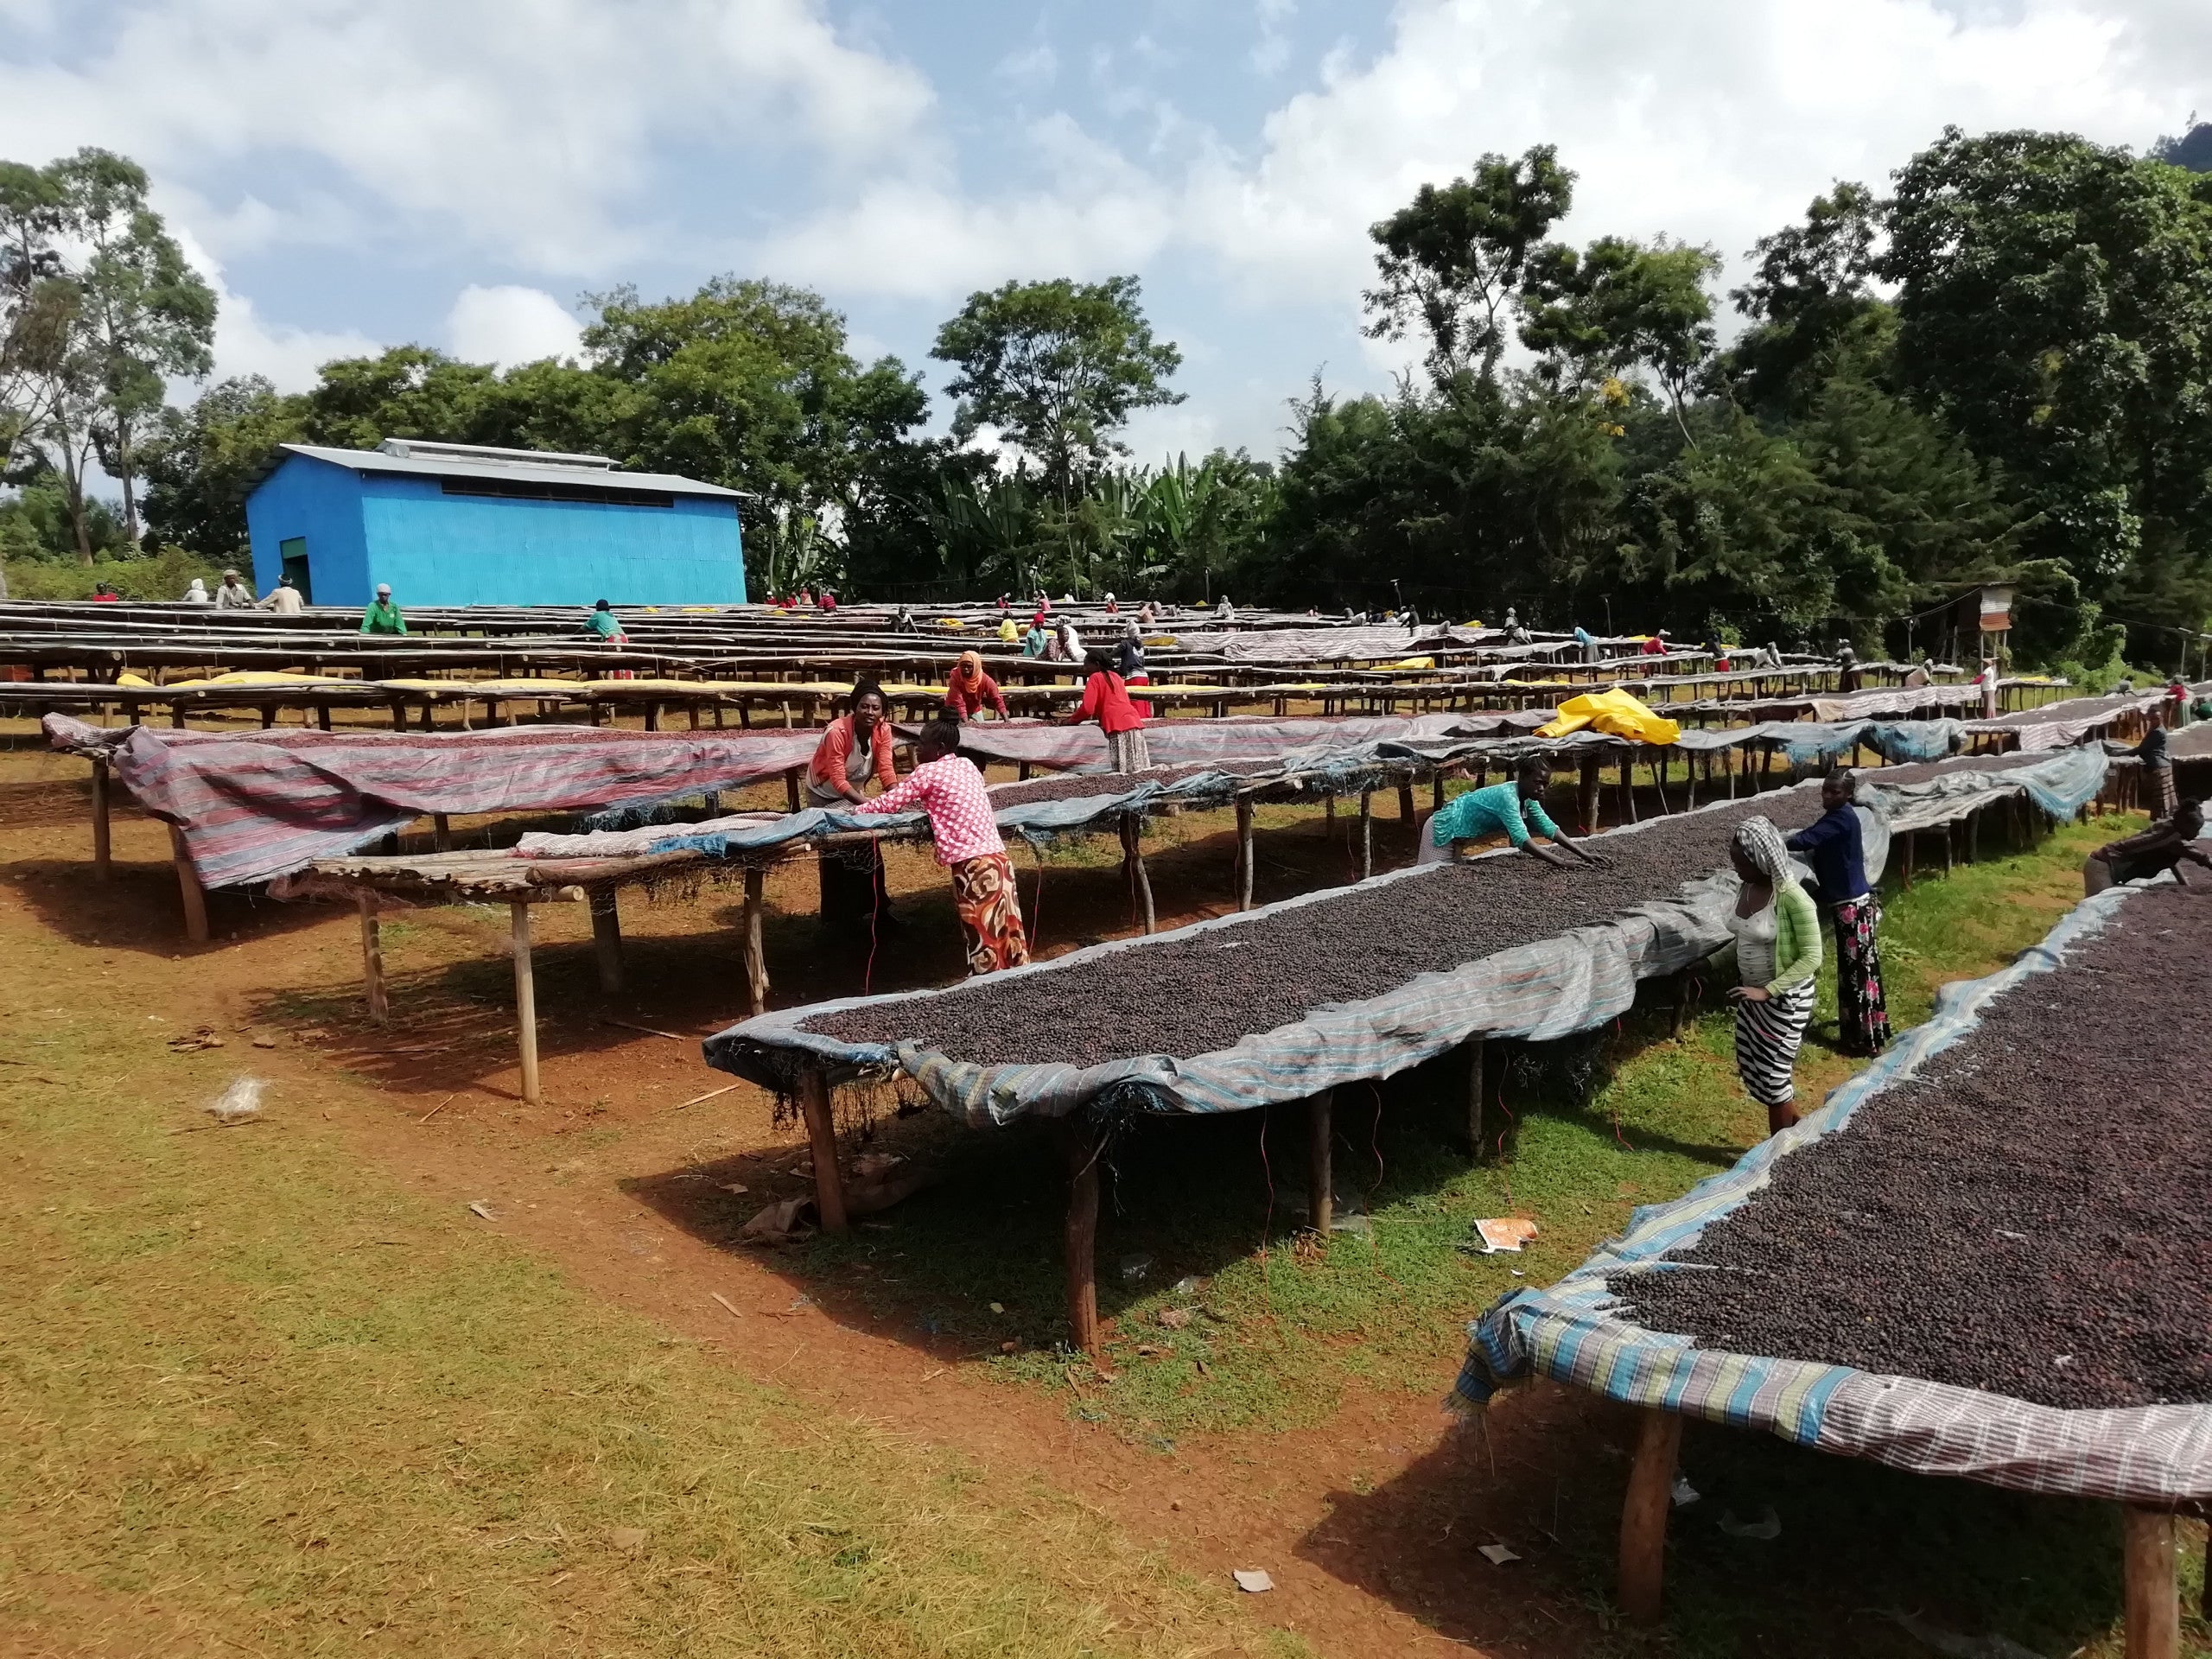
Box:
left=1881, top=126, right=2212, bottom=648
left=1521, top=236, right=1722, bottom=443
left=931, top=276, right=1182, bottom=494
left=0, top=160, right=74, bottom=483
left=143, top=376, right=306, bottom=559
left=1363, top=145, right=1575, bottom=388
left=1726, top=181, right=1884, bottom=416
left=53, top=149, right=217, bottom=545
left=2154, top=118, right=2212, bottom=173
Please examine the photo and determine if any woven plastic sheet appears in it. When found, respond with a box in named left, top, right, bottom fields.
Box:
left=936, top=711, right=1526, bottom=774
left=1452, top=875, right=2212, bottom=1506
left=701, top=788, right=1815, bottom=1126
left=1872, top=746, right=2107, bottom=835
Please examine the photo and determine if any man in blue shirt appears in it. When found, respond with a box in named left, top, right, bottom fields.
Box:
left=1573, top=624, right=1597, bottom=663
left=1420, top=760, right=1603, bottom=869
left=1786, top=769, right=1891, bottom=1054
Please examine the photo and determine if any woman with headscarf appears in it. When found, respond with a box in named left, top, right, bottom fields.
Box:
left=944, top=651, right=1009, bottom=721
left=181, top=577, right=210, bottom=604
left=1727, top=816, right=1823, bottom=1136
left=807, top=680, right=899, bottom=930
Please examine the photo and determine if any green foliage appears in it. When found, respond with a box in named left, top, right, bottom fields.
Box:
left=931, top=276, right=1183, bottom=492
left=1882, top=126, right=2212, bottom=652
left=1521, top=234, right=1723, bottom=437
left=142, top=375, right=305, bottom=559
left=1363, top=143, right=1575, bottom=386
left=2, top=542, right=221, bottom=600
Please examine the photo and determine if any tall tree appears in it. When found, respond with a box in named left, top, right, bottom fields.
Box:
left=1726, top=181, right=1883, bottom=415
left=0, top=160, right=74, bottom=483
left=1521, top=236, right=1721, bottom=443
left=931, top=276, right=1182, bottom=496
left=52, top=149, right=217, bottom=546
left=1363, top=145, right=1575, bottom=388
left=1881, top=126, right=2212, bottom=644
left=143, top=375, right=306, bottom=559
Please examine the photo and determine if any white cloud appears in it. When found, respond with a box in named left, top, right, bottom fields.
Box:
left=1251, top=0, right=1296, bottom=75
left=211, top=288, right=380, bottom=391
left=996, top=42, right=1058, bottom=86
left=0, top=0, right=934, bottom=273
left=446, top=284, right=585, bottom=368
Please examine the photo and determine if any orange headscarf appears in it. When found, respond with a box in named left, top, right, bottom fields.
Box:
left=952, top=650, right=985, bottom=690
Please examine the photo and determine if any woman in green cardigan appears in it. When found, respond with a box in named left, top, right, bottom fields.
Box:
left=1726, top=816, right=1823, bottom=1135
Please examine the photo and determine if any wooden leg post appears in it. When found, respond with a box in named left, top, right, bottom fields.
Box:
left=1358, top=790, right=1374, bottom=879
left=1465, top=1035, right=1486, bottom=1160
left=510, top=901, right=541, bottom=1106
left=358, top=892, right=389, bottom=1026
left=169, top=825, right=210, bottom=943
left=784, top=766, right=802, bottom=814
left=2120, top=1506, right=2179, bottom=1659
left=1061, top=1114, right=1103, bottom=1355
left=798, top=1066, right=849, bottom=1236
left=1307, top=1089, right=1333, bottom=1235
left=432, top=811, right=451, bottom=852
left=1618, top=1408, right=1683, bottom=1626
left=742, top=866, right=770, bottom=1014
left=1397, top=779, right=1417, bottom=838
left=1580, top=754, right=1602, bottom=833
left=1432, top=772, right=1446, bottom=813
left=1620, top=754, right=1637, bottom=823
left=589, top=889, right=624, bottom=995
left=91, top=759, right=111, bottom=881
left=1235, top=796, right=1255, bottom=912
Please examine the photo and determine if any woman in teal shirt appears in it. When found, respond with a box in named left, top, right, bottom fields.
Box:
left=1418, top=760, right=1602, bottom=869
left=1726, top=816, right=1823, bottom=1135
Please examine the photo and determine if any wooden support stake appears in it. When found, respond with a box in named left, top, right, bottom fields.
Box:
left=1618, top=1408, right=1683, bottom=1625
left=1307, top=1088, right=1334, bottom=1235
left=741, top=866, right=770, bottom=1014
left=1397, top=779, right=1417, bottom=836
left=1901, top=832, right=1916, bottom=890
left=795, top=1065, right=849, bottom=1236
left=1358, top=790, right=1374, bottom=879
left=1235, top=797, right=1255, bottom=912
left=1620, top=753, right=1637, bottom=823
left=169, top=824, right=209, bottom=943
left=1432, top=771, right=1446, bottom=813
left=2120, top=1506, right=2179, bottom=1659
left=1579, top=754, right=1602, bottom=833
left=510, top=901, right=541, bottom=1106
left=432, top=811, right=451, bottom=852
left=1060, top=1113, right=1103, bottom=1353
left=784, top=766, right=802, bottom=813
left=1465, top=1035, right=1486, bottom=1160
left=358, top=891, right=389, bottom=1026
left=91, top=759, right=111, bottom=881
left=589, top=889, right=624, bottom=995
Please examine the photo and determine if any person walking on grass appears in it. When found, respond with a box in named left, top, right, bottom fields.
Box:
left=2084, top=800, right=2209, bottom=895
left=1419, top=758, right=1604, bottom=869
left=1786, top=768, right=1891, bottom=1055
left=850, top=713, right=1029, bottom=976
left=1727, top=816, right=1823, bottom=1137
left=359, top=583, right=406, bottom=634
left=1063, top=647, right=1150, bottom=772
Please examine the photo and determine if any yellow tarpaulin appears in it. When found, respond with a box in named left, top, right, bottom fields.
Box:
left=1535, top=687, right=1681, bottom=745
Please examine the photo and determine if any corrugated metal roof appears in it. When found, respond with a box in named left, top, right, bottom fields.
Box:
left=278, top=443, right=747, bottom=500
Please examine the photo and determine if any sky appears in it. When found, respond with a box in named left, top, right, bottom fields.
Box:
left=1, top=0, right=2205, bottom=468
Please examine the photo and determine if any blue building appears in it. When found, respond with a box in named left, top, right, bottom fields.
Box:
left=245, top=439, right=747, bottom=607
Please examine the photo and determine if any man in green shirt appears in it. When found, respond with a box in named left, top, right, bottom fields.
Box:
left=1419, top=759, right=1603, bottom=868
left=360, top=583, right=406, bottom=635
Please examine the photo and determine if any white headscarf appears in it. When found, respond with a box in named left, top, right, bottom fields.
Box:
left=1732, top=816, right=1794, bottom=887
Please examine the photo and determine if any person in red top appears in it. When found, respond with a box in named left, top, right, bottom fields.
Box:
left=817, top=589, right=837, bottom=612
left=1061, top=648, right=1150, bottom=771
left=806, top=680, right=899, bottom=930
left=851, top=714, right=1029, bottom=974
left=1640, top=631, right=1668, bottom=656
left=944, top=650, right=1009, bottom=720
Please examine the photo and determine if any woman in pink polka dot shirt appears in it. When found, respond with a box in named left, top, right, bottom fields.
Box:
left=849, top=713, right=1030, bottom=975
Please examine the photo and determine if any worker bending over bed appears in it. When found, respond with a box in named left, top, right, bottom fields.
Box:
left=849, top=714, right=1031, bottom=975
left=1419, top=759, right=1603, bottom=869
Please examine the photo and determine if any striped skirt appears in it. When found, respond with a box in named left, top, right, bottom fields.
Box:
left=1734, top=981, right=1816, bottom=1109
left=1108, top=726, right=1153, bottom=773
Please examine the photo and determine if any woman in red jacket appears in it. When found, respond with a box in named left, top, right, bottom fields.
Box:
left=943, top=651, right=1010, bottom=720
left=1061, top=649, right=1150, bottom=771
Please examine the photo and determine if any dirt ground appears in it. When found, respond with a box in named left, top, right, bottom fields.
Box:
left=3, top=732, right=2190, bottom=1658
left=0, top=738, right=1657, bottom=1658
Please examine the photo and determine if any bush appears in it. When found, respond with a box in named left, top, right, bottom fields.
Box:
left=3, top=546, right=228, bottom=602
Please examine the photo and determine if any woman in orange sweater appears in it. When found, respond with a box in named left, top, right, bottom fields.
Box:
left=807, top=681, right=899, bottom=929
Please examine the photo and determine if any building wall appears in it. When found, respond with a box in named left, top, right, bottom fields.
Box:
left=357, top=477, right=746, bottom=606
left=243, top=455, right=371, bottom=605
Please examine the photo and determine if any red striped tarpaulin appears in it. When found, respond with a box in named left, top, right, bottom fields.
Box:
left=44, top=715, right=823, bottom=889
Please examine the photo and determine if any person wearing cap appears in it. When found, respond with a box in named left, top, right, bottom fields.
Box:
left=1103, top=592, right=1119, bottom=615
left=360, top=584, right=407, bottom=634
left=257, top=573, right=306, bottom=614
left=849, top=712, right=1029, bottom=975
left=181, top=577, right=210, bottom=605
left=214, top=569, right=255, bottom=609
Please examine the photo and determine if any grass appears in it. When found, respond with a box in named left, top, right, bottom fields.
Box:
left=0, top=1002, right=1259, bottom=1655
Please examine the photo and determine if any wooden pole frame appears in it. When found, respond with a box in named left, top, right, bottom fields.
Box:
left=358, top=892, right=389, bottom=1026
left=91, top=758, right=112, bottom=881
left=1307, top=1088, right=1334, bottom=1235
left=169, top=824, right=210, bottom=944
left=797, top=1066, right=849, bottom=1236
left=510, top=900, right=541, bottom=1105
left=1234, top=796, right=1256, bottom=912
left=588, top=889, right=625, bottom=995
left=2120, top=1506, right=2179, bottom=1659
left=1465, top=1035, right=1486, bottom=1160
left=742, top=866, right=770, bottom=1014
left=1618, top=1407, right=1682, bottom=1624
left=1060, top=1113, right=1103, bottom=1354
